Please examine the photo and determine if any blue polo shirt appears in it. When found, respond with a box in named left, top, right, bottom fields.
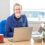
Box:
left=5, top=14, right=28, bottom=37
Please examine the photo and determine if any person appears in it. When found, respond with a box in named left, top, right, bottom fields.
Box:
left=5, top=3, right=28, bottom=37
left=38, top=23, right=45, bottom=33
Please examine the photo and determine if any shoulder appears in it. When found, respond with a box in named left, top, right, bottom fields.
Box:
left=7, top=15, right=13, bottom=20
left=21, top=15, right=27, bottom=22
left=21, top=14, right=27, bottom=19
left=7, top=14, right=14, bottom=21
left=6, top=14, right=14, bottom=23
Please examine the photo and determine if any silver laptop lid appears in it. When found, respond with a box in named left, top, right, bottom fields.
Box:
left=13, top=27, right=33, bottom=42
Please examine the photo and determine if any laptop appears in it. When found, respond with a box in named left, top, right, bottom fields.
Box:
left=8, top=27, right=33, bottom=42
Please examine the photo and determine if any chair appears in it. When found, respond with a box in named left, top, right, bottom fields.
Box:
left=0, top=20, right=6, bottom=37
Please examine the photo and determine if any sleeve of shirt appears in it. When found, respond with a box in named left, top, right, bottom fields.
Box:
left=23, top=15, right=28, bottom=27
left=5, top=17, right=13, bottom=37
left=25, top=18, right=28, bottom=27
left=25, top=16, right=28, bottom=27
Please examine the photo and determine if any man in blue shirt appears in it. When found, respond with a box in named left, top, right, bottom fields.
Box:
left=5, top=3, right=28, bottom=37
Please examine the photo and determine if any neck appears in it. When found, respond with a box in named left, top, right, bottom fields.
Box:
left=14, top=13, right=21, bottom=18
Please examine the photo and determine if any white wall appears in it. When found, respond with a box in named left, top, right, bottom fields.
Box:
left=0, top=0, right=10, bottom=21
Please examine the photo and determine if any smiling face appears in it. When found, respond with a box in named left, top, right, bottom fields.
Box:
left=13, top=4, right=22, bottom=18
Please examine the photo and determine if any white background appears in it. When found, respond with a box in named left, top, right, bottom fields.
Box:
left=10, top=0, right=45, bottom=14
left=0, top=0, right=45, bottom=21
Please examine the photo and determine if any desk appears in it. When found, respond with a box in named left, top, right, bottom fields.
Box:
left=0, top=38, right=45, bottom=45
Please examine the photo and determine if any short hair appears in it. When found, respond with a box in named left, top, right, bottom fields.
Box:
left=13, top=3, right=22, bottom=12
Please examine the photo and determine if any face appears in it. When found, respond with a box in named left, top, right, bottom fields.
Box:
left=14, top=5, right=22, bottom=18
